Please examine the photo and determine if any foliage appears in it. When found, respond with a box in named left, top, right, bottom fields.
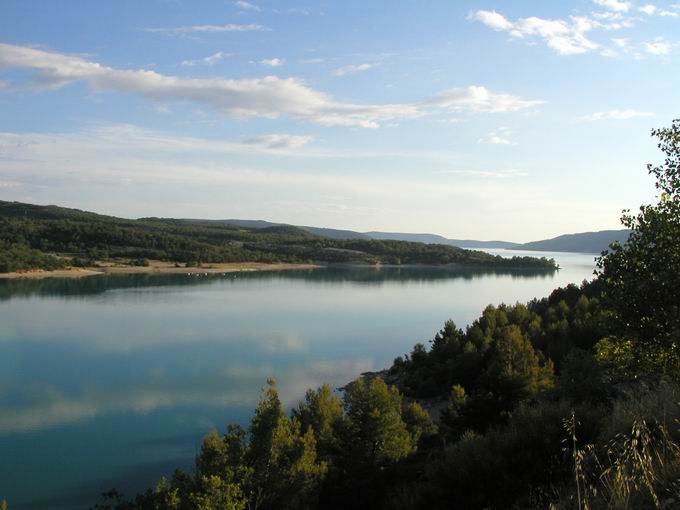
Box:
left=0, top=200, right=558, bottom=272
left=560, top=412, right=680, bottom=510
left=0, top=241, right=66, bottom=272
left=292, top=384, right=344, bottom=459
left=597, top=119, right=680, bottom=373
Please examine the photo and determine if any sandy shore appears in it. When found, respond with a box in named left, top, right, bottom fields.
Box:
left=0, top=261, right=321, bottom=279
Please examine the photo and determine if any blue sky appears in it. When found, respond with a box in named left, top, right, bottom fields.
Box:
left=0, top=0, right=677, bottom=241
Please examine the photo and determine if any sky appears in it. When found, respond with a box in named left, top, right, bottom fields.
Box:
left=0, top=0, right=678, bottom=242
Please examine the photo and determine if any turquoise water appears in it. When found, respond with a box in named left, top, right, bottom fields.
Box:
left=0, top=251, right=596, bottom=509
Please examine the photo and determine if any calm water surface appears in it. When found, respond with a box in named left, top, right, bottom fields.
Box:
left=0, top=250, right=597, bottom=509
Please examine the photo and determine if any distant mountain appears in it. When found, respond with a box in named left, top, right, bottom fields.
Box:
left=366, top=232, right=518, bottom=249
left=169, top=217, right=631, bottom=254
left=517, top=229, right=631, bottom=254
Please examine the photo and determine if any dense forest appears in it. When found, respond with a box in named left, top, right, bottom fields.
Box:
left=0, top=201, right=556, bottom=272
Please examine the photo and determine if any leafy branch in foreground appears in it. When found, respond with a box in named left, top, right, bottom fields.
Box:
left=597, top=119, right=680, bottom=374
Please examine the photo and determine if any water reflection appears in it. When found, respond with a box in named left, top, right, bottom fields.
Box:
left=0, top=254, right=593, bottom=510
left=0, top=264, right=557, bottom=301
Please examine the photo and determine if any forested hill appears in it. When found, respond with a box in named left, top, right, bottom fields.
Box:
left=0, top=201, right=557, bottom=272
left=516, top=229, right=632, bottom=253
left=196, top=219, right=630, bottom=252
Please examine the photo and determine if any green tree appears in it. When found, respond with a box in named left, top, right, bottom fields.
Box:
left=341, top=377, right=415, bottom=469
left=597, top=119, right=680, bottom=372
left=402, top=401, right=438, bottom=445
left=291, top=384, right=343, bottom=459
left=486, top=325, right=554, bottom=397
left=190, top=476, right=246, bottom=510
left=245, top=379, right=326, bottom=510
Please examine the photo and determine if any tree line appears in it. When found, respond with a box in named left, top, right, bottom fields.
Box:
left=0, top=204, right=557, bottom=272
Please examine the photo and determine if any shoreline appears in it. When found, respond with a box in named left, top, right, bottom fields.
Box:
left=0, top=258, right=558, bottom=281
left=0, top=262, right=322, bottom=280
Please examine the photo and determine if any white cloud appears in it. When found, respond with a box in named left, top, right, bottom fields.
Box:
left=470, top=10, right=513, bottom=31
left=299, top=57, right=325, bottom=64
left=471, top=10, right=601, bottom=55
left=331, top=63, right=373, bottom=76
left=426, top=86, right=544, bottom=113
left=181, top=51, right=228, bottom=67
left=0, top=44, right=542, bottom=128
left=441, top=169, right=528, bottom=178
left=478, top=127, right=516, bottom=145
left=241, top=133, right=314, bottom=149
left=580, top=109, right=654, bottom=121
left=612, top=37, right=630, bottom=48
left=636, top=3, right=680, bottom=16
left=260, top=57, right=284, bottom=67
left=0, top=43, right=412, bottom=128
left=235, top=1, right=261, bottom=12
left=643, top=39, right=671, bottom=54
left=144, top=23, right=268, bottom=34
left=593, top=0, right=632, bottom=12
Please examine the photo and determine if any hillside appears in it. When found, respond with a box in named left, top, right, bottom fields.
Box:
left=366, top=231, right=518, bottom=249
left=209, top=220, right=628, bottom=253
left=517, top=229, right=631, bottom=253
left=0, top=201, right=557, bottom=272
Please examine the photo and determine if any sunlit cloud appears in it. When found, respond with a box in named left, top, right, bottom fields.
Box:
left=426, top=86, right=544, bottom=113
left=471, top=10, right=601, bottom=55
left=331, top=63, right=373, bottom=76
left=643, top=39, right=671, bottom=55
left=593, top=0, right=631, bottom=13
left=579, top=109, right=654, bottom=121
left=181, top=51, right=229, bottom=67
left=241, top=133, right=314, bottom=149
left=260, top=57, right=284, bottom=67
left=0, top=43, right=542, bottom=128
left=441, top=168, right=528, bottom=178
left=235, top=1, right=261, bottom=12
left=478, top=126, right=516, bottom=145
left=144, top=23, right=268, bottom=34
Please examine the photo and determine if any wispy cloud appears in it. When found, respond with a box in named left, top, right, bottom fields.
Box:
left=593, top=0, right=631, bottom=13
left=181, top=51, right=229, bottom=66
left=643, top=39, right=671, bottom=55
left=478, top=127, right=516, bottom=145
left=580, top=109, right=654, bottom=121
left=332, top=63, right=373, bottom=76
left=426, top=86, right=544, bottom=113
left=144, top=23, right=268, bottom=34
left=471, top=10, right=601, bottom=55
left=241, top=133, right=313, bottom=149
left=473, top=5, right=680, bottom=59
left=639, top=4, right=657, bottom=15
left=470, top=8, right=642, bottom=56
left=441, top=169, right=528, bottom=178
left=299, top=57, right=324, bottom=64
left=260, top=57, right=284, bottom=67
left=235, top=1, right=261, bottom=12
left=0, top=43, right=543, bottom=128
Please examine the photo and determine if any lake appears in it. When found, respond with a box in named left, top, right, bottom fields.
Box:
left=0, top=250, right=597, bottom=509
